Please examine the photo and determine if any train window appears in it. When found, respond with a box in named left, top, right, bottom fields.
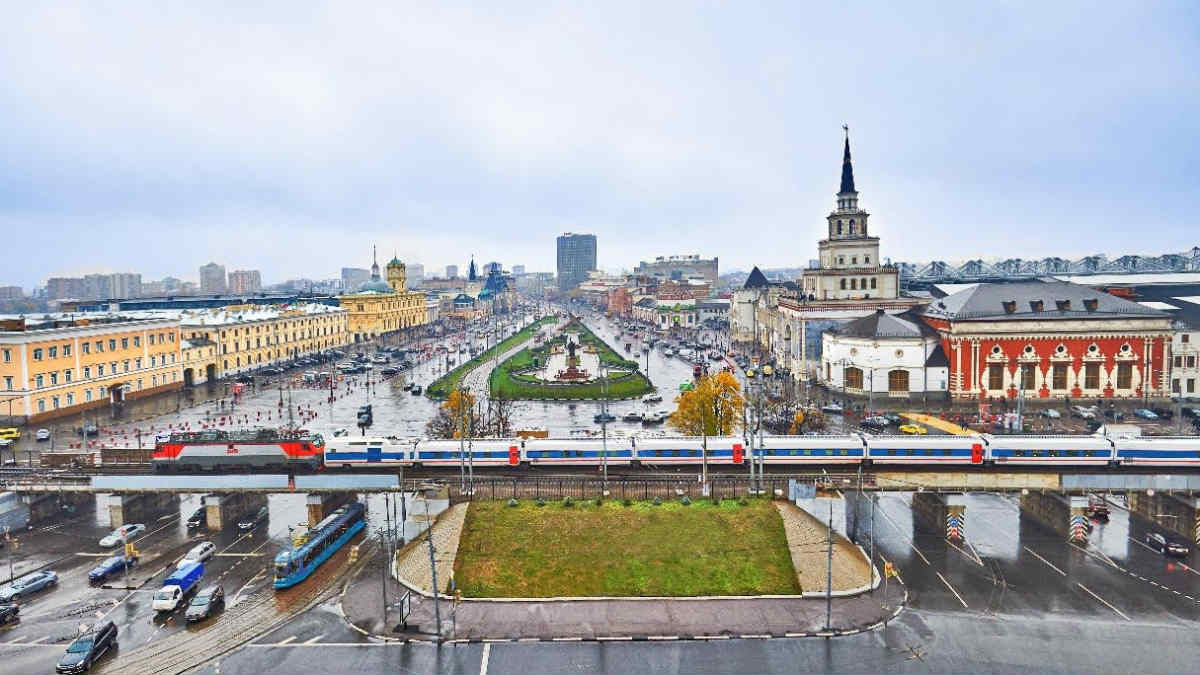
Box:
left=1065, top=450, right=1077, bottom=457
left=1048, top=450, right=1058, bottom=457
left=1014, top=449, right=1025, bottom=457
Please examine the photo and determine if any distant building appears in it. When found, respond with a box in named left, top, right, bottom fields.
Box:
left=109, top=273, right=142, bottom=299
left=46, top=273, right=141, bottom=301
left=634, top=254, right=718, bottom=285
left=484, top=261, right=502, bottom=275
left=46, top=277, right=83, bottom=300
left=341, top=267, right=371, bottom=292
left=199, top=263, right=227, bottom=294
left=0, top=287, right=22, bottom=299
left=406, top=263, right=424, bottom=289
left=512, top=264, right=526, bottom=275
left=228, top=270, right=262, bottom=294
left=556, top=233, right=597, bottom=292
left=445, top=265, right=459, bottom=279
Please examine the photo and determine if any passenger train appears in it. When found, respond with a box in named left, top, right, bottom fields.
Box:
left=151, top=428, right=1200, bottom=472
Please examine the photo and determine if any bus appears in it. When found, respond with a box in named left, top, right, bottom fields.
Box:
left=0, top=428, right=19, bottom=440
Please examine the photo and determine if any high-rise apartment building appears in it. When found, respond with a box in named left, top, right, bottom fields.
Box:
left=228, top=270, right=263, bottom=294
left=445, top=265, right=459, bottom=279
left=341, top=267, right=370, bottom=292
left=406, top=263, right=424, bottom=289
left=0, top=287, right=23, bottom=299
left=556, top=233, right=597, bottom=292
left=199, top=263, right=227, bottom=294
left=110, top=273, right=142, bottom=299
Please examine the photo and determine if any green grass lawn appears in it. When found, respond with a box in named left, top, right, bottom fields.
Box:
left=426, top=316, right=556, bottom=399
left=453, top=499, right=800, bottom=597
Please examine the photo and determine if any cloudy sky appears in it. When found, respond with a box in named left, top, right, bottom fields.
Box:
left=3, top=2, right=1198, bottom=289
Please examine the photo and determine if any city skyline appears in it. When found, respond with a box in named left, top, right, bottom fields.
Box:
left=5, top=3, right=1199, bottom=290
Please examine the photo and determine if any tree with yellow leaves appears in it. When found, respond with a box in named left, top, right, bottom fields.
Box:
left=669, top=371, right=746, bottom=437
left=425, top=387, right=477, bottom=439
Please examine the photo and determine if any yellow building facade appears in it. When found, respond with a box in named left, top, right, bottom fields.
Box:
left=178, top=303, right=350, bottom=378
left=0, top=316, right=182, bottom=423
left=337, top=252, right=428, bottom=342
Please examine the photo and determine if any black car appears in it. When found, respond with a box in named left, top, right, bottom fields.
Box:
left=237, top=506, right=268, bottom=531
left=0, top=603, right=17, bottom=625
left=1183, top=407, right=1200, bottom=419
left=185, top=584, right=225, bottom=622
left=235, top=374, right=254, bottom=384
left=56, top=620, right=117, bottom=674
left=186, top=507, right=207, bottom=529
left=1150, top=407, right=1175, bottom=420
left=260, top=367, right=283, bottom=376
left=1146, top=532, right=1190, bottom=557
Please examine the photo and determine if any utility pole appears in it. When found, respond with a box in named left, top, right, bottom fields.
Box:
left=825, top=501, right=834, bottom=632
left=424, top=499, right=442, bottom=642
left=601, top=363, right=609, bottom=488
left=378, top=528, right=389, bottom=628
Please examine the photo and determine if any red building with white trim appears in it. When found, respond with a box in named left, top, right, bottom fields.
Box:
left=920, top=281, right=1173, bottom=400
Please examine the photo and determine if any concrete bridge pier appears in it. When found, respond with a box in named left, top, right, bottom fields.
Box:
left=1020, top=491, right=1089, bottom=542
left=204, top=492, right=268, bottom=531
left=108, top=493, right=176, bottom=528
left=911, top=492, right=967, bottom=541
left=1129, top=493, right=1200, bottom=544
left=307, top=492, right=354, bottom=526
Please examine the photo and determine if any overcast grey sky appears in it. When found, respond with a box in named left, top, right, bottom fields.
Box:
left=3, top=2, right=1198, bottom=289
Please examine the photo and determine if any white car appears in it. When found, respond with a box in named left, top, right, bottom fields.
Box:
left=99, top=523, right=146, bottom=548
left=177, top=541, right=216, bottom=569
left=35, top=428, right=51, bottom=441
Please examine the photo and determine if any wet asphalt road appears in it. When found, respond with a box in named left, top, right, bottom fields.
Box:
left=176, top=489, right=1200, bottom=675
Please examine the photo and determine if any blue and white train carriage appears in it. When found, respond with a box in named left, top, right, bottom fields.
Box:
left=526, top=438, right=635, bottom=466
left=1113, top=436, right=1200, bottom=466
left=862, top=434, right=982, bottom=465
left=756, top=435, right=865, bottom=464
left=985, top=435, right=1114, bottom=466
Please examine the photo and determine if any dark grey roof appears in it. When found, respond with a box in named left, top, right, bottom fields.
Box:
left=921, top=281, right=1168, bottom=321
left=634, top=297, right=656, bottom=308
left=831, top=309, right=934, bottom=339
left=742, top=266, right=769, bottom=289
left=924, top=344, right=948, bottom=367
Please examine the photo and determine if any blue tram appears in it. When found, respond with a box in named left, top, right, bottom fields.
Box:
left=273, top=500, right=366, bottom=589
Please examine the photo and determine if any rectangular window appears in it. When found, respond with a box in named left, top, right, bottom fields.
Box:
left=33, top=348, right=42, bottom=361
left=1189, top=356, right=1197, bottom=369
left=3, top=376, right=10, bottom=391
left=151, top=356, right=156, bottom=367
left=149, top=334, right=155, bottom=345
left=1176, top=356, right=1184, bottom=368
left=37, top=399, right=45, bottom=413
left=82, top=342, right=90, bottom=355
left=49, top=372, right=57, bottom=385
left=85, top=389, right=92, bottom=402
left=83, top=366, right=90, bottom=379
left=51, top=396, right=59, bottom=410
left=48, top=346, right=57, bottom=358
left=1174, top=379, right=1182, bottom=393
left=1021, top=364, right=1036, bottom=390
left=110, top=361, right=117, bottom=373
left=1190, top=379, right=1196, bottom=394
left=1052, top=364, right=1068, bottom=390
left=96, top=341, right=103, bottom=352
left=108, top=339, right=116, bottom=351
left=1, top=348, right=8, bottom=362
left=133, top=336, right=140, bottom=347
left=97, top=364, right=105, bottom=376
left=152, top=375, right=158, bottom=387
left=1117, top=363, right=1133, bottom=389
left=135, top=358, right=142, bottom=369
left=66, top=393, right=74, bottom=406
left=1185, top=334, right=1192, bottom=343
left=99, top=386, right=106, bottom=398
left=137, top=379, right=143, bottom=390
left=64, top=369, right=72, bottom=383
left=63, top=344, right=71, bottom=356
left=121, top=338, right=129, bottom=349
left=1085, top=363, right=1100, bottom=389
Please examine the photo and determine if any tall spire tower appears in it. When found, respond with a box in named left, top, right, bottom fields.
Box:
left=838, top=124, right=858, bottom=210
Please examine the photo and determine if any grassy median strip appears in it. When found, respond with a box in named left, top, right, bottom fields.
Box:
left=453, top=499, right=800, bottom=597
left=426, top=316, right=556, bottom=400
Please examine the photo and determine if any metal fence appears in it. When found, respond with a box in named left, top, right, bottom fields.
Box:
left=431, top=473, right=868, bottom=503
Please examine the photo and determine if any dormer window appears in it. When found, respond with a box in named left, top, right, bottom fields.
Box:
left=1083, top=298, right=1098, bottom=312
left=1002, top=300, right=1017, bottom=314
left=1030, top=300, right=1044, bottom=312
left=1056, top=300, right=1071, bottom=311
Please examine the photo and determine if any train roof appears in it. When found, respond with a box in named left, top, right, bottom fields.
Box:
left=274, top=501, right=364, bottom=565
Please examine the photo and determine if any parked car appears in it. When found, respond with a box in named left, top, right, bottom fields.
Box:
left=88, top=556, right=136, bottom=584
left=186, top=507, right=207, bottom=529
left=178, top=541, right=216, bottom=569
left=185, top=584, right=225, bottom=623
left=237, top=506, right=268, bottom=531
left=0, top=603, right=17, bottom=625
left=882, top=413, right=903, bottom=425
left=860, top=416, right=890, bottom=431
left=78, top=423, right=99, bottom=437
left=1133, top=408, right=1159, bottom=420
left=235, top=375, right=254, bottom=384
left=1103, top=408, right=1125, bottom=421
left=1041, top=409, right=1062, bottom=419
left=1183, top=407, right=1200, bottom=419
left=1146, top=531, right=1190, bottom=557
left=899, top=423, right=928, bottom=435
left=1150, top=407, right=1175, bottom=420
left=0, top=570, right=58, bottom=601
left=99, top=523, right=146, bottom=547
left=56, top=620, right=117, bottom=674
left=35, top=428, right=51, bottom=441
left=821, top=402, right=844, bottom=414
left=1071, top=406, right=1097, bottom=420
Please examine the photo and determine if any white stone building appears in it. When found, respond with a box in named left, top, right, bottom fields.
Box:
left=821, top=309, right=948, bottom=400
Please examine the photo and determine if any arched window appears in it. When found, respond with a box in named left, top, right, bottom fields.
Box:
left=850, top=279, right=857, bottom=290
left=836, top=221, right=843, bottom=235
left=871, top=278, right=877, bottom=289
left=844, top=367, right=863, bottom=389
left=849, top=220, right=856, bottom=234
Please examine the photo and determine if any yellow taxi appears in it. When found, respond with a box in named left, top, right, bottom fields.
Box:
left=899, top=423, right=928, bottom=435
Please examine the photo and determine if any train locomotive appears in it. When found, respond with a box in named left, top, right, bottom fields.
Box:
left=151, top=428, right=1200, bottom=473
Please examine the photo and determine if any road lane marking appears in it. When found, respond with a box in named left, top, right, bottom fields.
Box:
left=1076, top=582, right=1131, bottom=621
left=910, top=544, right=930, bottom=565
left=480, top=642, right=491, bottom=675
left=27, top=636, right=47, bottom=644
left=278, top=636, right=296, bottom=645
left=936, top=572, right=969, bottom=608
left=302, top=634, right=325, bottom=645
left=1023, top=546, right=1067, bottom=577
left=944, top=539, right=983, bottom=567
